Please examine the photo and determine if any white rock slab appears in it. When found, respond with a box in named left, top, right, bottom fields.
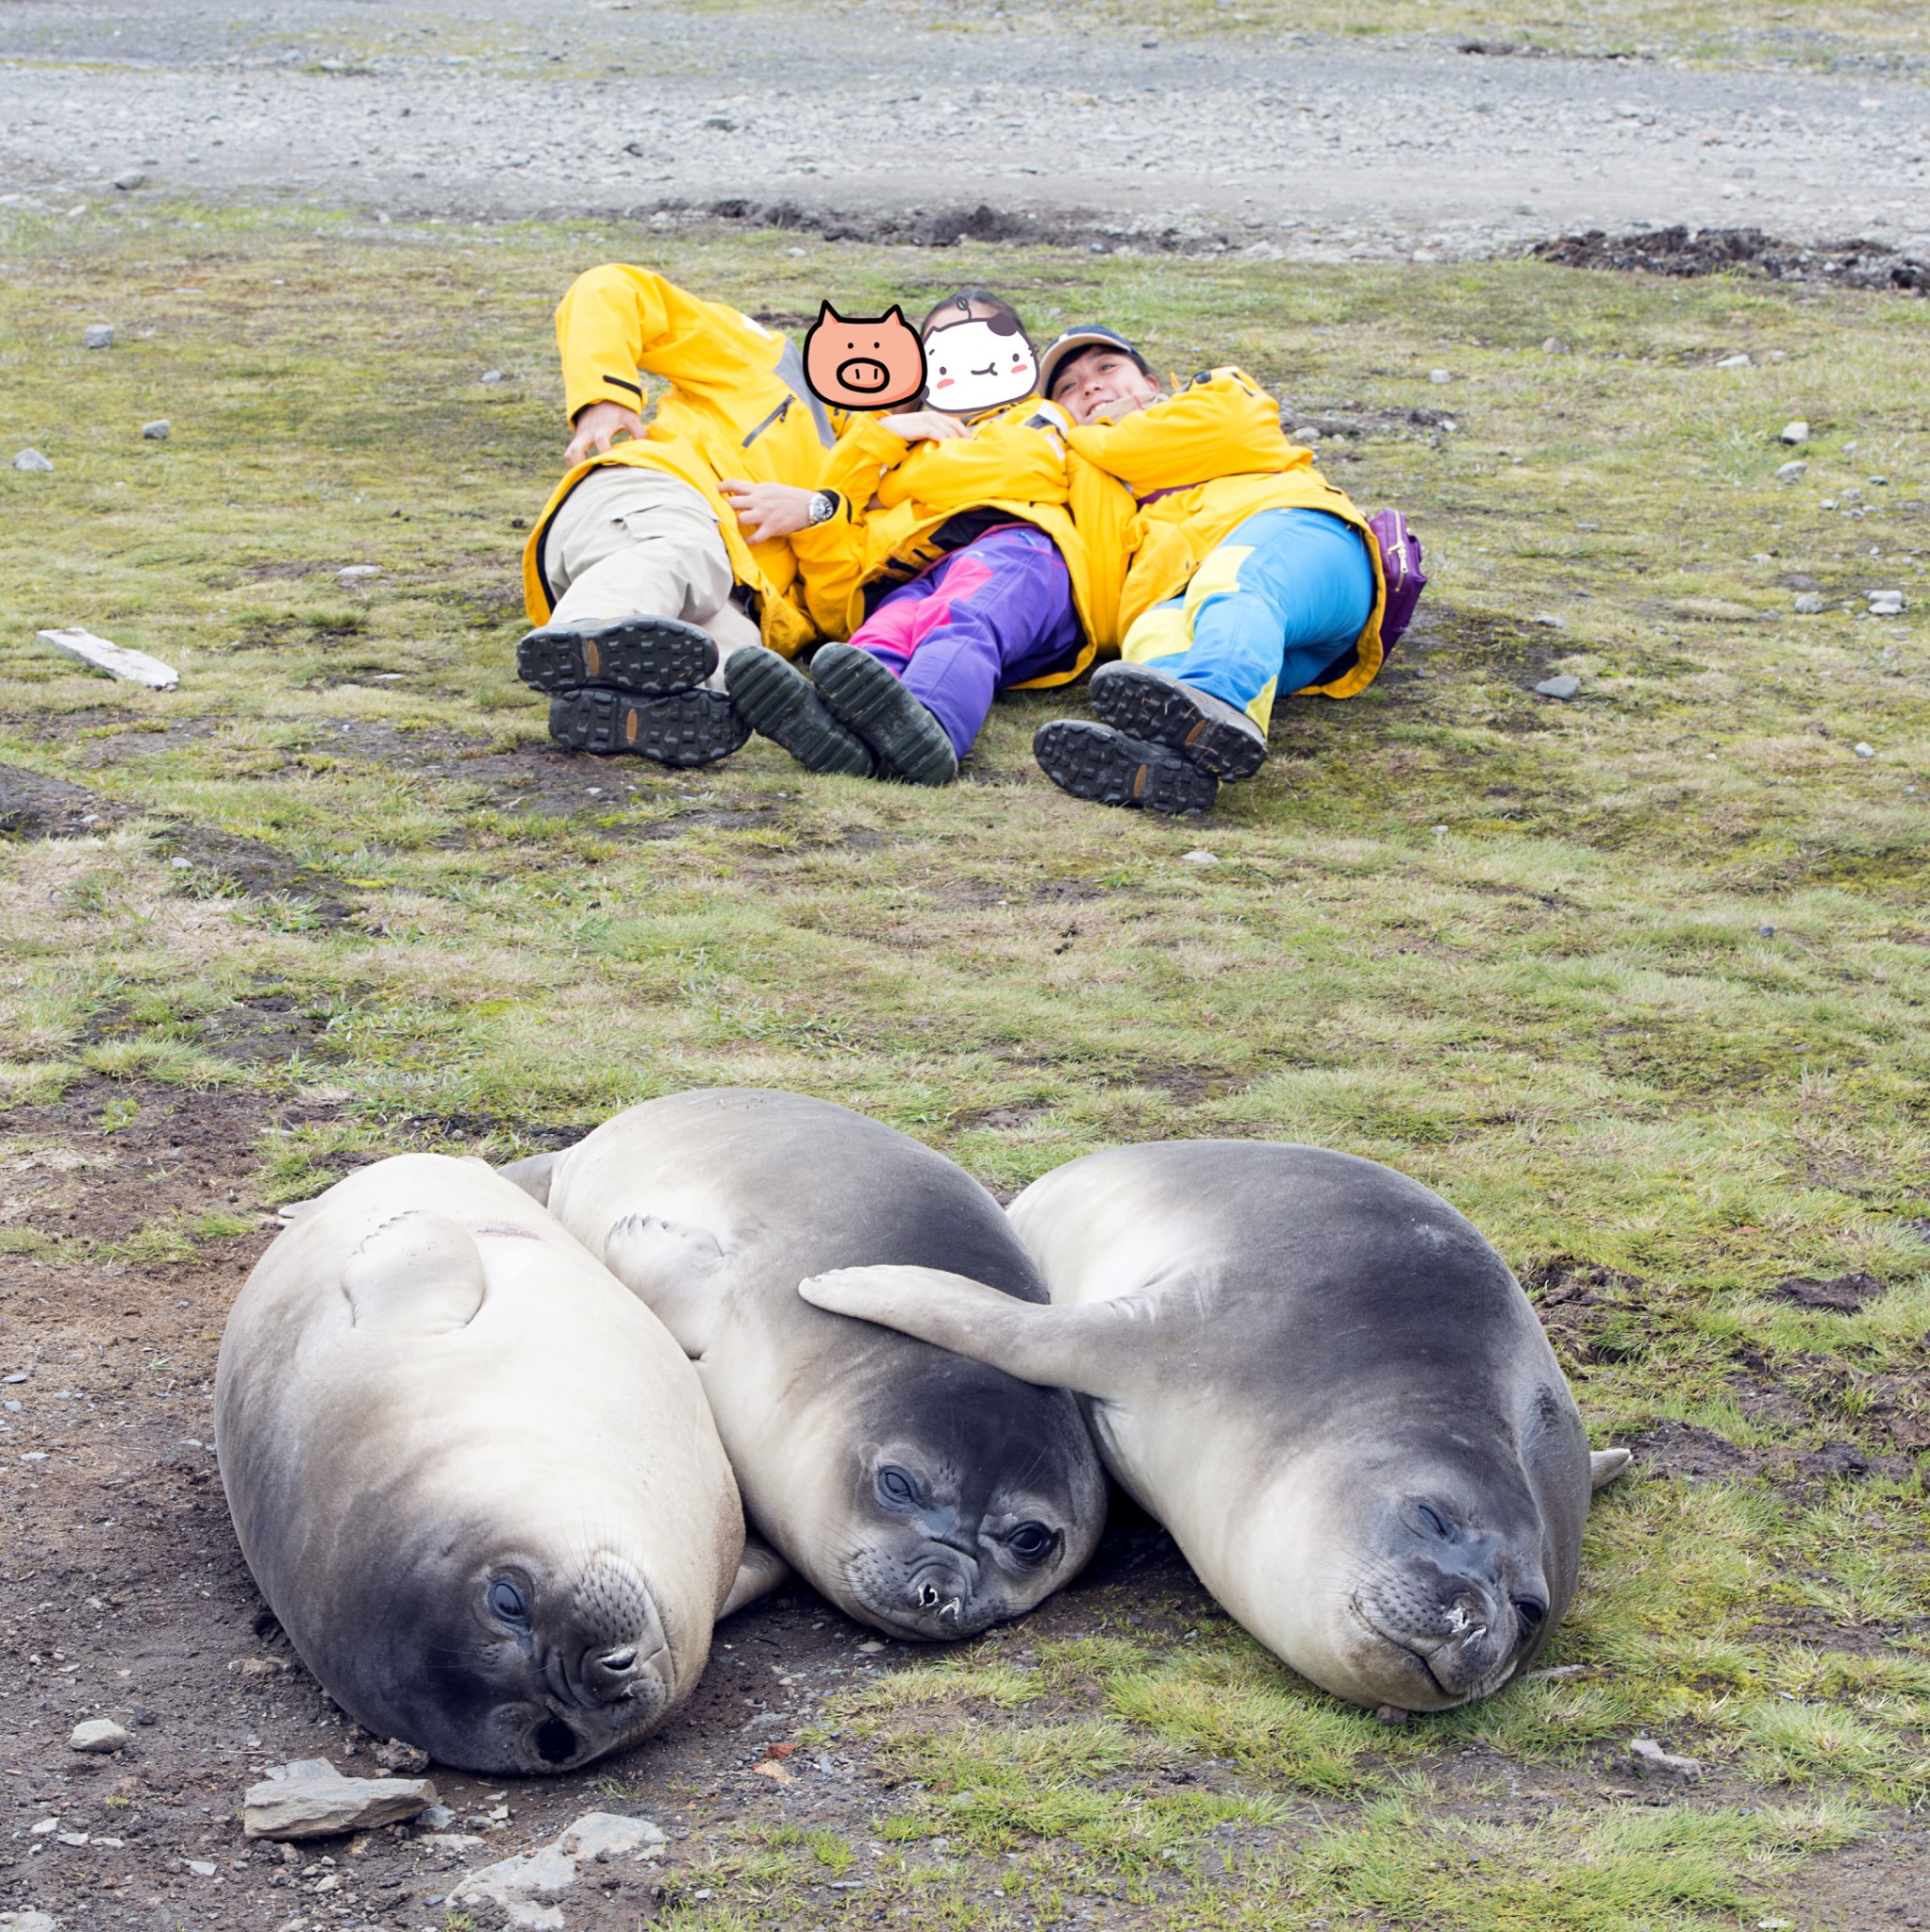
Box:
left=448, top=1810, right=665, bottom=1929
left=242, top=1765, right=438, bottom=1840
left=69, top=1718, right=130, bottom=1754
left=0, top=1911, right=59, bottom=1932
left=35, top=627, right=179, bottom=691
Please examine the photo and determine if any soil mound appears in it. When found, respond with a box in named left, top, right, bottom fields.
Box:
left=1531, top=225, right=1928, bottom=293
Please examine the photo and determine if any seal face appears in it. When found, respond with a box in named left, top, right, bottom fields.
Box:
left=534, top=1090, right=1106, bottom=1640
left=801, top=1141, right=1626, bottom=1712
left=215, top=1159, right=741, bottom=1773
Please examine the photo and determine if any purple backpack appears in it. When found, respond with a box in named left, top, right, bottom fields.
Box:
left=1367, top=509, right=1426, bottom=656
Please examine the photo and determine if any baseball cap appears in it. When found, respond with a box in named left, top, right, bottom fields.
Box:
left=1036, top=325, right=1151, bottom=403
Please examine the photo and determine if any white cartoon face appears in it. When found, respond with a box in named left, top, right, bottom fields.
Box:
left=923, top=316, right=1039, bottom=414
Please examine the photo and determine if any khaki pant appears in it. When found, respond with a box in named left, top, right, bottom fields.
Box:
left=543, top=467, right=762, bottom=683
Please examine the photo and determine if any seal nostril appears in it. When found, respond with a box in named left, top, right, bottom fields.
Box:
left=918, top=1583, right=940, bottom=1608
left=1512, top=1597, right=1547, bottom=1641
left=600, top=1646, right=638, bottom=1673
left=534, top=1716, right=578, bottom=1764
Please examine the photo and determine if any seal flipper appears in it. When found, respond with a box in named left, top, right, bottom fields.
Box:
left=603, top=1212, right=728, bottom=1357
left=498, top=1150, right=561, bottom=1206
left=719, top=1532, right=790, bottom=1619
left=798, top=1265, right=1156, bottom=1402
left=341, top=1211, right=487, bottom=1334
left=1589, top=1448, right=1633, bottom=1491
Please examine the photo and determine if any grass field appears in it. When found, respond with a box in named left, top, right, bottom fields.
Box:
left=1, top=196, right=1927, bottom=1928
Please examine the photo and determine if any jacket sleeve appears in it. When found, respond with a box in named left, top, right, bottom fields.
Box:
left=876, top=410, right=1070, bottom=517
left=814, top=413, right=913, bottom=505
left=1065, top=369, right=1314, bottom=495
left=555, top=263, right=788, bottom=424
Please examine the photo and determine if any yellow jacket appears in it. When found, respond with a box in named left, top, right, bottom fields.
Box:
left=1067, top=369, right=1388, bottom=698
left=520, top=265, right=840, bottom=656
left=794, top=404, right=1136, bottom=688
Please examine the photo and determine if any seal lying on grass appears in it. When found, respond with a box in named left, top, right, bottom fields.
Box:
left=505, top=1090, right=1106, bottom=1641
left=801, top=1140, right=1630, bottom=1713
left=216, top=1154, right=743, bottom=1774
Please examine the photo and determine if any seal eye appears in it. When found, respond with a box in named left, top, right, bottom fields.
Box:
left=488, top=1579, right=530, bottom=1625
left=876, top=1466, right=922, bottom=1509
left=1006, top=1522, right=1056, bottom=1565
left=1416, top=1504, right=1452, bottom=1540
left=534, top=1717, right=578, bottom=1764
left=1513, top=1597, right=1547, bottom=1641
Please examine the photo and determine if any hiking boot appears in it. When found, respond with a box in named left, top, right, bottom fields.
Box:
left=1087, top=661, right=1269, bottom=781
left=724, top=646, right=875, bottom=777
left=808, top=642, right=958, bottom=787
left=548, top=686, right=749, bottom=766
left=517, top=615, right=718, bottom=695
left=1032, top=719, right=1219, bottom=815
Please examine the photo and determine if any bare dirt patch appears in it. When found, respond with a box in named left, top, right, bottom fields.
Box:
left=1532, top=225, right=1930, bottom=292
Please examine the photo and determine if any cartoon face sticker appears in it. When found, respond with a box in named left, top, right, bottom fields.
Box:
left=802, top=304, right=926, bottom=410
left=923, top=314, right=1039, bottom=415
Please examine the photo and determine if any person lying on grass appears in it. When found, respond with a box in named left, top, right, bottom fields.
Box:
left=512, top=262, right=854, bottom=767
left=1026, top=327, right=1392, bottom=817
left=711, top=291, right=1135, bottom=788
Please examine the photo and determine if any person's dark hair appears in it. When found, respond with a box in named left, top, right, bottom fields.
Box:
left=919, top=289, right=1029, bottom=341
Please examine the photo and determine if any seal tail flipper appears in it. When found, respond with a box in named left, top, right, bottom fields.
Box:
left=719, top=1532, right=790, bottom=1619
left=798, top=1265, right=1144, bottom=1401
left=1589, top=1448, right=1633, bottom=1491
left=603, top=1211, right=727, bottom=1357
left=497, top=1151, right=561, bottom=1205
left=341, top=1210, right=487, bottom=1333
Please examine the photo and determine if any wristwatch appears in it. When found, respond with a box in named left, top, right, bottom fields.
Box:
left=805, top=490, right=840, bottom=527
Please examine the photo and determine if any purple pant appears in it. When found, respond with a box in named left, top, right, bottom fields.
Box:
left=851, top=524, right=1080, bottom=758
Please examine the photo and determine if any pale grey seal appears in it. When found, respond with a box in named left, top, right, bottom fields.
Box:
left=801, top=1140, right=1629, bottom=1712
left=215, top=1154, right=743, bottom=1774
left=507, top=1090, right=1106, bottom=1641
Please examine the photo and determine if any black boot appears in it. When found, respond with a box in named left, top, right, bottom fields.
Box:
left=1032, top=719, right=1219, bottom=814
left=724, top=648, right=875, bottom=777
left=517, top=616, right=718, bottom=695
left=1087, top=661, right=1269, bottom=781
left=548, top=687, right=749, bottom=766
left=808, top=643, right=958, bottom=787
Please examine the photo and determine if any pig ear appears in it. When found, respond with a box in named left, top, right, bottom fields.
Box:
left=882, top=305, right=909, bottom=328
left=815, top=299, right=843, bottom=325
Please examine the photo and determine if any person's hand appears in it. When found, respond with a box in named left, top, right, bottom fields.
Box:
left=719, top=479, right=818, bottom=542
left=879, top=410, right=968, bottom=443
left=565, top=401, right=647, bottom=465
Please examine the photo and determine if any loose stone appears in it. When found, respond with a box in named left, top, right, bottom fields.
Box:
left=243, top=1763, right=439, bottom=1840
left=13, top=449, right=55, bottom=472
left=1792, top=593, right=1824, bottom=614
left=141, top=420, right=171, bottom=441
left=113, top=170, right=147, bottom=191
left=1534, top=675, right=1581, bottom=699
left=83, top=325, right=114, bottom=349
left=70, top=1718, right=132, bottom=1754
left=1775, top=459, right=1807, bottom=481
left=1779, top=420, right=1809, bottom=444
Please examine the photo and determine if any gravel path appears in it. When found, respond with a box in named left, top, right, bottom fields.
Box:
left=2, top=0, right=1927, bottom=258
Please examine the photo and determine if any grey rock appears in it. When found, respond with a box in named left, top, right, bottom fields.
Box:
left=82, top=325, right=114, bottom=350
left=0, top=1912, right=59, bottom=1932
left=450, top=1811, right=664, bottom=1929
left=69, top=1718, right=131, bottom=1754
left=141, top=420, right=171, bottom=441
left=1629, top=1736, right=1703, bottom=1781
left=1778, top=419, right=1809, bottom=444
left=1775, top=459, right=1807, bottom=481
left=1534, top=675, right=1581, bottom=700
left=1428, top=367, right=1453, bottom=384
left=13, top=448, right=55, bottom=473
left=373, top=1737, right=430, bottom=1774
left=337, top=564, right=383, bottom=582
left=1531, top=612, right=1568, bottom=629
left=1792, top=593, right=1825, bottom=614
left=1541, top=337, right=1565, bottom=354
left=242, top=1767, right=438, bottom=1840
left=480, top=369, right=505, bottom=384
left=113, top=170, right=147, bottom=191
left=1868, top=591, right=1905, bottom=614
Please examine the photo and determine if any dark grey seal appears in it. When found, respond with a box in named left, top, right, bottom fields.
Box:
left=802, top=1141, right=1629, bottom=1712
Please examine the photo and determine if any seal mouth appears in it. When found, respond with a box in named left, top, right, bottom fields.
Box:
left=1348, top=1591, right=1520, bottom=1708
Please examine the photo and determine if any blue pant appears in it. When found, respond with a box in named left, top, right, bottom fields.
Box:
left=853, top=524, right=1081, bottom=758
left=1124, top=508, right=1374, bottom=731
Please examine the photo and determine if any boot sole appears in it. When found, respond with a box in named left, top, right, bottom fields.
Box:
left=724, top=648, right=875, bottom=777
left=1089, top=664, right=1269, bottom=781
left=1033, top=720, right=1219, bottom=815
left=518, top=617, right=718, bottom=695
left=809, top=644, right=957, bottom=787
left=548, top=687, right=749, bottom=766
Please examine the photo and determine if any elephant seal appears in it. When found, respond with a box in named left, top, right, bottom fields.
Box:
left=506, top=1090, right=1106, bottom=1641
left=215, top=1154, right=744, bottom=1774
left=801, top=1141, right=1629, bottom=1713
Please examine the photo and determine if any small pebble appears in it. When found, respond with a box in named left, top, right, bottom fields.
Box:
left=187, top=1859, right=218, bottom=1877
left=338, top=564, right=383, bottom=582
left=1778, top=420, right=1809, bottom=444
left=480, top=369, right=504, bottom=384
left=1793, top=593, right=1824, bottom=614
left=1758, top=924, right=1775, bottom=938
left=1541, top=337, right=1565, bottom=354
left=83, top=324, right=114, bottom=350
left=1854, top=743, right=1875, bottom=758
left=1429, top=368, right=1452, bottom=384
left=1181, top=849, right=1220, bottom=866
left=1532, top=613, right=1567, bottom=629
left=1775, top=459, right=1806, bottom=482
left=1534, top=675, right=1581, bottom=700
left=113, top=170, right=147, bottom=191
left=13, top=448, right=55, bottom=472
left=1714, top=352, right=1751, bottom=368
left=141, top=419, right=171, bottom=441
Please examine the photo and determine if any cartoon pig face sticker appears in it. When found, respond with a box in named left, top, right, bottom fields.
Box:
left=923, top=313, right=1038, bottom=415
left=802, top=304, right=926, bottom=409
